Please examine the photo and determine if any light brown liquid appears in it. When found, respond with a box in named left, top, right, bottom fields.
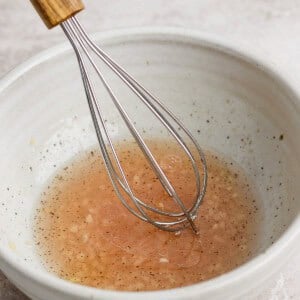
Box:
left=35, top=140, right=259, bottom=291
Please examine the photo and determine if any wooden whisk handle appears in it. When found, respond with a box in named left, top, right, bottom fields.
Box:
left=30, top=0, right=84, bottom=29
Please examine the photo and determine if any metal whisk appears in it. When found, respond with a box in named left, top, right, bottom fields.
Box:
left=31, top=0, right=207, bottom=233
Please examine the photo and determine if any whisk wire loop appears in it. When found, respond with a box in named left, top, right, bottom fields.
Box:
left=61, top=17, right=208, bottom=232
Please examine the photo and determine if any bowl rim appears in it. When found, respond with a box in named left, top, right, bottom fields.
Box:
left=0, top=26, right=299, bottom=299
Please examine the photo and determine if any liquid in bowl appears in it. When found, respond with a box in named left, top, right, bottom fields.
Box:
left=34, top=139, right=261, bottom=291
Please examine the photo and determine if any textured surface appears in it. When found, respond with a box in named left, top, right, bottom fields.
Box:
left=0, top=0, right=299, bottom=299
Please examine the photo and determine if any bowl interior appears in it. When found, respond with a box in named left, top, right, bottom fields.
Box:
left=0, top=32, right=299, bottom=284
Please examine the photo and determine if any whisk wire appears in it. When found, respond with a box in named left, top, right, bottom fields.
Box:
left=61, top=17, right=207, bottom=232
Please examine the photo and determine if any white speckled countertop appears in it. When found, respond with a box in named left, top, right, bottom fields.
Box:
left=0, top=0, right=299, bottom=299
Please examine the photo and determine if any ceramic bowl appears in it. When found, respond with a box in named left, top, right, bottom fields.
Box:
left=0, top=28, right=299, bottom=300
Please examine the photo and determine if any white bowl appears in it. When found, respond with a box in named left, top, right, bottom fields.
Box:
left=0, top=28, right=299, bottom=300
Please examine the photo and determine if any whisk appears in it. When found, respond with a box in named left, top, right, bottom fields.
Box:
left=30, top=0, right=207, bottom=233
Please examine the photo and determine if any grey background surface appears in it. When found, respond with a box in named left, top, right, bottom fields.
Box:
left=0, top=0, right=299, bottom=299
